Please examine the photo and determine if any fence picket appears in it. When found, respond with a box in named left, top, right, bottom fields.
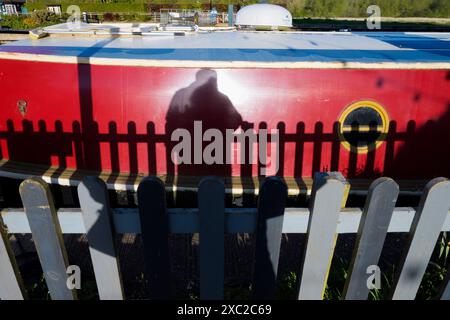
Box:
left=0, top=218, right=26, bottom=300
left=2, top=173, right=450, bottom=301
left=252, top=177, right=287, bottom=299
left=343, top=177, right=399, bottom=300
left=78, top=176, right=124, bottom=300
left=198, top=177, right=225, bottom=300
left=390, top=177, right=450, bottom=300
left=298, top=172, right=348, bottom=300
left=19, top=178, right=76, bottom=300
left=137, top=176, right=171, bottom=299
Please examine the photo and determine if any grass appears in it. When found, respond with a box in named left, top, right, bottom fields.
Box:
left=276, top=232, right=450, bottom=300
left=19, top=232, right=449, bottom=300
left=3, top=10, right=450, bottom=31
left=293, top=17, right=450, bottom=31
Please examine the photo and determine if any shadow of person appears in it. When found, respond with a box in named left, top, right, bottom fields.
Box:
left=165, top=69, right=247, bottom=181
left=164, top=69, right=249, bottom=296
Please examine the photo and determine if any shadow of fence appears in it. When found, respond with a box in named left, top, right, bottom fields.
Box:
left=1, top=118, right=445, bottom=180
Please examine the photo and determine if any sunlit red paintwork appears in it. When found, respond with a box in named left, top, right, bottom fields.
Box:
left=0, top=58, right=449, bottom=179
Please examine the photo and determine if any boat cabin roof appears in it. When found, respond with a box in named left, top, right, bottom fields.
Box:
left=1, top=23, right=449, bottom=68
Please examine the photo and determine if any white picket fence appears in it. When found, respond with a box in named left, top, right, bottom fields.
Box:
left=0, top=172, right=449, bottom=300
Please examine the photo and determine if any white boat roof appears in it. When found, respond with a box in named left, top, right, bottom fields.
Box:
left=0, top=23, right=449, bottom=68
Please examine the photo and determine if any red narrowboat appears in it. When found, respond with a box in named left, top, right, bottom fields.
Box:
left=0, top=22, right=449, bottom=195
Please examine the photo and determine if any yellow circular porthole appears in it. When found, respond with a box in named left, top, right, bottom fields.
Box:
left=338, top=100, right=389, bottom=153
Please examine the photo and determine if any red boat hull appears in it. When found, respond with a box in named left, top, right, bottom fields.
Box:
left=1, top=59, right=449, bottom=180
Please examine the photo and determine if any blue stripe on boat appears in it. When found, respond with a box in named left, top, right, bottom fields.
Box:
left=1, top=46, right=450, bottom=63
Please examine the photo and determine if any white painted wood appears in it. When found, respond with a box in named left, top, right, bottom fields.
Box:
left=198, top=177, right=225, bottom=300
left=252, top=177, right=287, bottom=299
left=78, top=177, right=124, bottom=300
left=0, top=52, right=449, bottom=70
left=137, top=176, right=171, bottom=299
left=1, top=207, right=449, bottom=234
left=19, top=178, right=76, bottom=300
left=297, top=172, right=348, bottom=300
left=344, top=178, right=399, bottom=300
left=2, top=175, right=450, bottom=301
left=0, top=224, right=25, bottom=300
left=391, top=178, right=450, bottom=300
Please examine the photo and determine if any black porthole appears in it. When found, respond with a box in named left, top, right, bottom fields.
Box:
left=339, top=101, right=389, bottom=153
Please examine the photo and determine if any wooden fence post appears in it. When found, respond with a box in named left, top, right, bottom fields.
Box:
left=137, top=176, right=171, bottom=299
left=19, top=178, right=76, bottom=300
left=343, top=177, right=399, bottom=300
left=390, top=177, right=450, bottom=300
left=0, top=217, right=26, bottom=300
left=198, top=177, right=225, bottom=300
left=252, top=176, right=287, bottom=299
left=78, top=176, right=124, bottom=300
left=297, top=172, right=349, bottom=300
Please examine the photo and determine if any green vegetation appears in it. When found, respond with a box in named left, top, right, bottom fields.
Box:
left=1, top=0, right=446, bottom=31
left=21, top=0, right=450, bottom=18
left=0, top=15, right=30, bottom=30
left=292, top=17, right=450, bottom=31
left=281, top=0, right=450, bottom=18
left=100, top=12, right=152, bottom=22
left=277, top=232, right=450, bottom=300
left=0, top=10, right=64, bottom=30
left=25, top=0, right=147, bottom=13
left=23, top=0, right=248, bottom=14
left=0, top=9, right=153, bottom=30
left=17, top=233, right=450, bottom=300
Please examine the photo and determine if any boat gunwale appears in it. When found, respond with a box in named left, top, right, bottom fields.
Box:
left=0, top=51, right=449, bottom=69
left=0, top=159, right=427, bottom=196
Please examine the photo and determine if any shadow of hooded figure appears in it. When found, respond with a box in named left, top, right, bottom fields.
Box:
left=166, top=69, right=245, bottom=178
